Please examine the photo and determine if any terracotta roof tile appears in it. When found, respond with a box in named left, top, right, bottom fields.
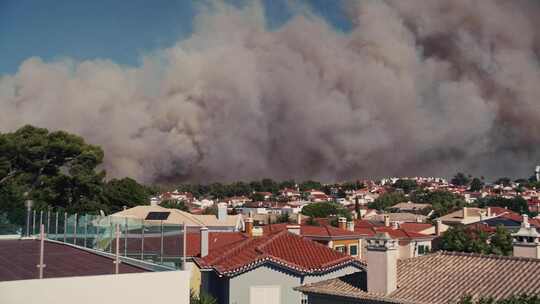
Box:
left=297, top=251, right=540, bottom=303
left=195, top=230, right=365, bottom=276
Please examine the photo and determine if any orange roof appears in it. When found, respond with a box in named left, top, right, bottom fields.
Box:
left=195, top=230, right=365, bottom=276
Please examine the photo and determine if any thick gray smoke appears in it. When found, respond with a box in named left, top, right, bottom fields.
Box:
left=1, top=0, right=540, bottom=183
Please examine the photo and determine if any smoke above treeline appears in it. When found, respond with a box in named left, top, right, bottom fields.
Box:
left=1, top=0, right=540, bottom=183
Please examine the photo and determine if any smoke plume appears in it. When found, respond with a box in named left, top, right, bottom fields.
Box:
left=1, top=0, right=540, bottom=183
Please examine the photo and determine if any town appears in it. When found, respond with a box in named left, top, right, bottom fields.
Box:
left=3, top=167, right=540, bottom=303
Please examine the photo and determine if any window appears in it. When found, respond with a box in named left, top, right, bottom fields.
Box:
left=334, top=245, right=346, bottom=253
left=301, top=294, right=309, bottom=304
left=349, top=244, right=358, bottom=256
left=418, top=245, right=429, bottom=255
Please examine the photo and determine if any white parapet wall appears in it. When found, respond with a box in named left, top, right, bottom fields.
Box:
left=0, top=270, right=190, bottom=304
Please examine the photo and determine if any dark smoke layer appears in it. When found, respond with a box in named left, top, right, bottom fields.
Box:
left=1, top=0, right=539, bottom=183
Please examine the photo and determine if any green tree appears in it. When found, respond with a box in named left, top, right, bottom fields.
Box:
left=299, top=180, right=322, bottom=191
left=478, top=196, right=529, bottom=215
left=490, top=226, right=513, bottom=256
left=451, top=172, right=470, bottom=186
left=369, top=192, right=406, bottom=211
left=469, top=178, right=484, bottom=192
left=495, top=177, right=512, bottom=186
left=301, top=202, right=351, bottom=219
left=412, top=190, right=466, bottom=218
left=393, top=179, right=417, bottom=194
left=102, top=177, right=155, bottom=213
left=160, top=200, right=190, bottom=212
left=439, top=225, right=470, bottom=252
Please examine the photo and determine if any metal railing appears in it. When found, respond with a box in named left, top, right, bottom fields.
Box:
left=2, top=208, right=196, bottom=270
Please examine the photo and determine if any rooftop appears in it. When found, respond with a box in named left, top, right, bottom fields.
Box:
left=0, top=239, right=148, bottom=282
left=296, top=251, right=540, bottom=304
left=195, top=230, right=365, bottom=277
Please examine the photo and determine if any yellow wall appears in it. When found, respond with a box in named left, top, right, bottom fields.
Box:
left=332, top=239, right=361, bottom=257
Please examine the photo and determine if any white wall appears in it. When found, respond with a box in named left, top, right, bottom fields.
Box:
left=0, top=270, right=190, bottom=304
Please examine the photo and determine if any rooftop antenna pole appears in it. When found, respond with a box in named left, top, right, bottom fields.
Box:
left=109, top=217, right=113, bottom=253
left=114, top=224, right=121, bottom=274
left=37, top=224, right=46, bottom=279
left=141, top=218, right=145, bottom=260
left=182, top=223, right=187, bottom=270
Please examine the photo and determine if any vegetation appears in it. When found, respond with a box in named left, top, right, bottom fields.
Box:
left=412, top=190, right=467, bottom=218
left=469, top=177, right=484, bottom=192
left=0, top=125, right=155, bottom=226
left=160, top=200, right=190, bottom=212
left=439, top=225, right=513, bottom=256
left=301, top=202, right=351, bottom=220
left=392, top=179, right=417, bottom=193
left=477, top=196, right=529, bottom=215
left=190, top=291, right=217, bottom=304
left=368, top=192, right=406, bottom=211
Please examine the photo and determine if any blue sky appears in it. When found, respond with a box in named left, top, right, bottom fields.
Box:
left=0, top=0, right=351, bottom=75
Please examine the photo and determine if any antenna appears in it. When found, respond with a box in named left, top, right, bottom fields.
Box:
left=536, top=166, right=540, bottom=182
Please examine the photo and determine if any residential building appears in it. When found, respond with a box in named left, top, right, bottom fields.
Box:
left=296, top=231, right=540, bottom=303
left=195, top=227, right=365, bottom=304
left=111, top=204, right=244, bottom=231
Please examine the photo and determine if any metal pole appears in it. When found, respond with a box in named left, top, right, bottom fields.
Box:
left=160, top=220, right=164, bottom=264
left=55, top=211, right=59, bottom=240
left=95, top=216, right=101, bottom=251
left=141, top=219, right=145, bottom=260
left=114, top=224, right=120, bottom=274
left=37, top=224, right=46, bottom=279
left=39, top=210, right=43, bottom=232
left=46, top=209, right=50, bottom=236
left=73, top=213, right=78, bottom=245
left=109, top=218, right=113, bottom=253
left=63, top=212, right=67, bottom=243
left=84, top=215, right=88, bottom=247
left=182, top=223, right=187, bottom=270
left=25, top=201, right=33, bottom=237
left=32, top=210, right=36, bottom=235
left=124, top=217, right=128, bottom=256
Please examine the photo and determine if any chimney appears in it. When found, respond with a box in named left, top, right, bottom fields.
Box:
left=287, top=225, right=301, bottom=235
left=487, top=207, right=492, bottom=217
left=200, top=227, right=209, bottom=257
left=366, top=232, right=398, bottom=295
left=338, top=217, right=347, bottom=230
left=245, top=217, right=254, bottom=237
left=463, top=207, right=468, bottom=218
left=384, top=215, right=390, bottom=227
left=391, top=221, right=399, bottom=230
left=217, top=203, right=227, bottom=221
left=435, top=219, right=443, bottom=236
left=347, top=221, right=355, bottom=232
left=297, top=213, right=302, bottom=225
left=415, top=216, right=422, bottom=223
left=512, top=214, right=540, bottom=258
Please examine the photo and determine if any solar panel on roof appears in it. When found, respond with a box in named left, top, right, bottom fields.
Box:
left=145, top=212, right=170, bottom=220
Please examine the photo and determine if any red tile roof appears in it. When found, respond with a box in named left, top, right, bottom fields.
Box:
left=195, top=230, right=365, bottom=276
left=398, top=223, right=433, bottom=233
left=0, top=240, right=147, bottom=282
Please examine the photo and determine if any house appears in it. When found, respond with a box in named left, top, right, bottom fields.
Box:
left=364, top=212, right=428, bottom=224
left=195, top=225, right=365, bottom=304
left=110, top=204, right=244, bottom=231
left=436, top=207, right=498, bottom=226
left=389, top=201, right=431, bottom=213
left=296, top=225, right=540, bottom=304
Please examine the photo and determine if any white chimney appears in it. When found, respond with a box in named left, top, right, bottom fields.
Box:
left=297, top=213, right=302, bottom=225
left=384, top=215, right=390, bottom=227
left=391, top=221, right=399, bottom=230
left=435, top=219, right=443, bottom=236
left=200, top=227, right=209, bottom=257
left=366, top=232, right=398, bottom=295
left=512, top=214, right=540, bottom=258
left=338, top=217, right=347, bottom=230
left=347, top=221, right=355, bottom=232
left=217, top=203, right=227, bottom=221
